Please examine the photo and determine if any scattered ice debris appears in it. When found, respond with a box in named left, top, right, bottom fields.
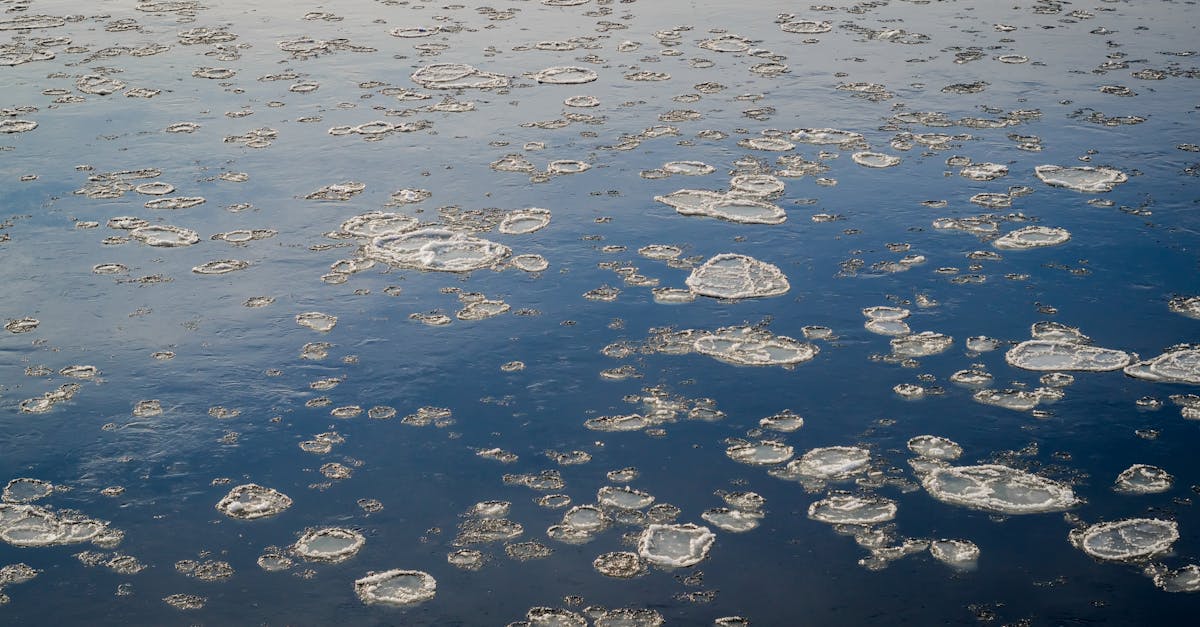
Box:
left=162, top=593, right=206, bottom=610
left=593, top=551, right=648, bottom=578
left=354, top=569, right=437, bottom=606
left=685, top=254, right=789, bottom=299
left=921, top=464, right=1078, bottom=514
left=1145, top=564, right=1200, bottom=593
left=1071, top=519, right=1178, bottom=562
left=1168, top=296, right=1200, bottom=320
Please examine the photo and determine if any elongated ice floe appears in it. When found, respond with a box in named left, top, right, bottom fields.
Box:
left=890, top=332, right=953, bottom=357
left=340, top=211, right=418, bottom=237
left=702, top=508, right=763, bottom=532
left=992, top=226, right=1070, bottom=250
left=1070, top=519, right=1178, bottom=562
left=790, top=128, right=864, bottom=146
left=686, top=254, right=789, bottom=299
left=808, top=494, right=897, bottom=525
left=354, top=569, right=436, bottom=606
left=130, top=224, right=200, bottom=247
left=1005, top=340, right=1132, bottom=372
left=771, top=446, right=871, bottom=482
left=636, top=523, right=716, bottom=568
left=411, top=63, right=508, bottom=89
left=693, top=326, right=819, bottom=366
left=851, top=151, right=901, bottom=168
left=725, top=440, right=794, bottom=465
left=654, top=189, right=786, bottom=224
left=922, top=464, right=1078, bottom=514
left=532, top=66, right=597, bottom=84
left=1035, top=165, right=1128, bottom=193
left=365, top=228, right=510, bottom=272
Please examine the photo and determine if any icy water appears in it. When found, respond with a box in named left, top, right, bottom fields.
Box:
left=2, top=0, right=1200, bottom=624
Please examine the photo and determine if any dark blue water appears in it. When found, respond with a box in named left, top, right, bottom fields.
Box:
left=3, top=0, right=1200, bottom=624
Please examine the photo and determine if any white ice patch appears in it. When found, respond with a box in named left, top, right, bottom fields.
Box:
left=922, top=464, right=1077, bottom=514
left=1005, top=340, right=1132, bottom=372
left=685, top=254, right=790, bottom=299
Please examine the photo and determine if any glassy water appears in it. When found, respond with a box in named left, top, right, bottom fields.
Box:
left=2, top=0, right=1199, bottom=624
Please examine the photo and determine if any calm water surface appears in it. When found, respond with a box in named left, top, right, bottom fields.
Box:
left=2, top=0, right=1199, bottom=624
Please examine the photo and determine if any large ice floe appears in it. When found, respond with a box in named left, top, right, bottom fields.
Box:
left=921, top=464, right=1078, bottom=514
left=1123, top=347, right=1200, bottom=384
left=1034, top=165, right=1128, bottom=193
left=1070, top=519, right=1178, bottom=562
left=685, top=254, right=789, bottom=299
left=365, top=228, right=510, bottom=272
left=636, top=523, right=716, bottom=568
left=0, top=503, right=118, bottom=548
